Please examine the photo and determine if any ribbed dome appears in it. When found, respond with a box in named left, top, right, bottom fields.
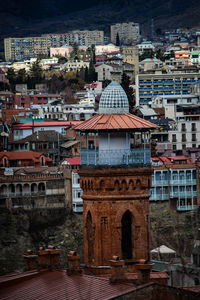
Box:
left=99, top=81, right=129, bottom=114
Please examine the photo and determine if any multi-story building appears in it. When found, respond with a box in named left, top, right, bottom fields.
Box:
left=4, top=31, right=104, bottom=61
left=4, top=37, right=51, bottom=62
left=150, top=156, right=200, bottom=212
left=110, top=22, right=140, bottom=45
left=135, top=72, right=200, bottom=106
left=0, top=167, right=72, bottom=213
left=122, top=46, right=139, bottom=75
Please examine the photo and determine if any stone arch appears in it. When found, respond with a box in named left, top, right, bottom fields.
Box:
left=128, top=179, right=134, bottom=190
left=136, top=179, right=141, bottom=186
left=16, top=184, right=22, bottom=195
left=0, top=184, right=7, bottom=195
left=86, top=211, right=94, bottom=264
left=8, top=184, right=15, bottom=194
left=90, top=180, right=94, bottom=191
left=121, top=210, right=133, bottom=259
left=122, top=180, right=127, bottom=191
left=88, top=180, right=91, bottom=191
left=194, top=277, right=200, bottom=285
left=38, top=182, right=45, bottom=192
left=23, top=183, right=30, bottom=195
left=31, top=183, right=38, bottom=194
left=100, top=180, right=105, bottom=191
left=114, top=180, right=120, bottom=191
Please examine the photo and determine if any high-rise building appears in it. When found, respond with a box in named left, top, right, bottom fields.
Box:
left=110, top=22, right=140, bottom=45
left=4, top=30, right=104, bottom=62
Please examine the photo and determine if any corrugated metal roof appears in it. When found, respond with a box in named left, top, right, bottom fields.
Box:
left=74, top=114, right=158, bottom=131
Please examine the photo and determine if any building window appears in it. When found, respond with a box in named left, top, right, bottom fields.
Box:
left=192, top=123, right=196, bottom=131
left=172, top=134, right=176, bottom=142
left=182, top=134, right=186, bottom=142
left=192, top=134, right=196, bottom=142
left=181, top=123, right=186, bottom=131
left=172, top=144, right=176, bottom=151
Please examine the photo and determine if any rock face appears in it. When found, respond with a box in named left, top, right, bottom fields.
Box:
left=0, top=208, right=83, bottom=275
left=150, top=202, right=200, bottom=260
left=0, top=202, right=200, bottom=275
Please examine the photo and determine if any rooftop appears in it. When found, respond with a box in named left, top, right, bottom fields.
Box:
left=75, top=113, right=158, bottom=132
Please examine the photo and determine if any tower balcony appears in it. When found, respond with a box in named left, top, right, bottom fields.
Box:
left=80, top=148, right=151, bottom=166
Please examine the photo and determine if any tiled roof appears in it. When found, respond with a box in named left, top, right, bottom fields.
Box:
left=74, top=114, right=158, bottom=131
left=63, top=157, right=81, bottom=165
left=13, top=121, right=82, bottom=130
left=0, top=151, right=52, bottom=162
left=12, top=130, right=66, bottom=143
left=0, top=270, right=137, bottom=300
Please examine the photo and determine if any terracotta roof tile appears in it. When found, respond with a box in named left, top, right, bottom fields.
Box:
left=0, top=151, right=51, bottom=162
left=74, top=114, right=158, bottom=131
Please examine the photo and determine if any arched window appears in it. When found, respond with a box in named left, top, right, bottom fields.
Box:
left=121, top=210, right=133, bottom=259
left=41, top=156, right=45, bottom=166
left=3, top=157, right=8, bottom=167
left=38, top=182, right=45, bottom=192
left=86, top=211, right=94, bottom=264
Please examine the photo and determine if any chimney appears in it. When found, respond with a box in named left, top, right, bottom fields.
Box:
left=38, top=245, right=62, bottom=270
left=109, top=256, right=126, bottom=283
left=24, top=249, right=38, bottom=271
left=67, top=251, right=81, bottom=275
left=135, top=259, right=152, bottom=284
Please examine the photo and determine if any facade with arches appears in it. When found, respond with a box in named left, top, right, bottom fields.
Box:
left=0, top=170, right=72, bottom=211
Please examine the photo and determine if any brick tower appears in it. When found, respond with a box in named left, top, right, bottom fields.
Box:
left=75, top=82, right=157, bottom=270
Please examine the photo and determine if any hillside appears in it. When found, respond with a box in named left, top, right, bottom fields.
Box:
left=1, top=0, right=200, bottom=39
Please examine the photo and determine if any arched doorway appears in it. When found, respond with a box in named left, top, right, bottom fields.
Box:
left=121, top=210, right=133, bottom=259
left=86, top=211, right=94, bottom=265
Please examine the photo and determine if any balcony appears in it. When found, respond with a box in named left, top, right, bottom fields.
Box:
left=150, top=194, right=169, bottom=201
left=152, top=179, right=168, bottom=185
left=170, top=191, right=197, bottom=198
left=80, top=148, right=151, bottom=166
left=170, top=179, right=196, bottom=185
left=177, top=204, right=198, bottom=211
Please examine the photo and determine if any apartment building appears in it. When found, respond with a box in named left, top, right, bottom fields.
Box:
left=169, top=107, right=200, bottom=151
left=135, top=72, right=200, bottom=106
left=110, top=22, right=140, bottom=45
left=150, top=156, right=200, bottom=212
left=43, top=30, right=104, bottom=47
left=4, top=30, right=104, bottom=61
left=4, top=37, right=51, bottom=62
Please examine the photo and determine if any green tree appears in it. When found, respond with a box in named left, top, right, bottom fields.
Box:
left=116, top=32, right=120, bottom=46
left=16, top=68, right=27, bottom=84
left=71, top=43, right=79, bottom=60
left=88, top=60, right=97, bottom=83
left=29, top=60, right=43, bottom=88
left=121, top=72, right=135, bottom=113
left=58, top=56, right=68, bottom=64
left=91, top=44, right=96, bottom=64
left=7, top=67, right=16, bottom=85
left=139, top=49, right=154, bottom=61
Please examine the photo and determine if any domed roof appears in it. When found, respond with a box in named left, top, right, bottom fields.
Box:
left=99, top=81, right=129, bottom=114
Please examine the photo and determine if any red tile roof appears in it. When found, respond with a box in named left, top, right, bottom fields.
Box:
left=0, top=151, right=51, bottom=162
left=0, top=270, right=138, bottom=300
left=63, top=157, right=81, bottom=165
left=74, top=114, right=158, bottom=131
left=13, top=121, right=82, bottom=130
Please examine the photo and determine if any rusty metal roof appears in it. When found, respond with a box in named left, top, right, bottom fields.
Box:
left=74, top=114, right=158, bottom=131
left=0, top=270, right=137, bottom=300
